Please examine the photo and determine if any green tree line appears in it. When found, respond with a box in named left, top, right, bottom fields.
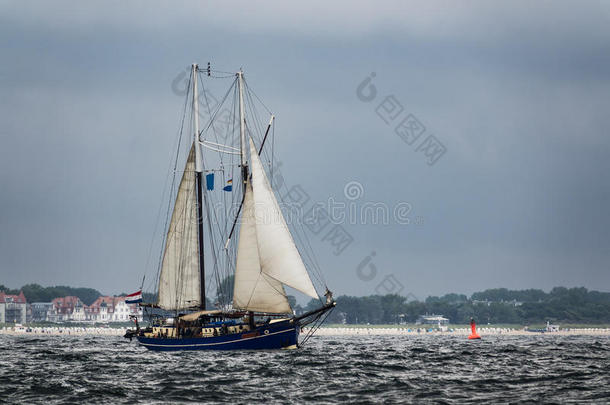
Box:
left=303, top=287, right=610, bottom=324
left=0, top=283, right=102, bottom=306
left=3, top=283, right=609, bottom=324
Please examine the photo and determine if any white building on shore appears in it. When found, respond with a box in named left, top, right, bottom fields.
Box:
left=86, top=296, right=142, bottom=323
left=0, top=291, right=27, bottom=324
left=2, top=291, right=143, bottom=324
left=416, top=314, right=450, bottom=325
left=43, top=295, right=143, bottom=323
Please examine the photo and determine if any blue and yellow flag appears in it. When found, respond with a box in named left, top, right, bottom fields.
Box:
left=223, top=179, right=233, bottom=192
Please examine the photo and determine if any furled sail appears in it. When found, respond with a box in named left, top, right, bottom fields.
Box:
left=157, top=144, right=201, bottom=310
left=233, top=183, right=292, bottom=313
left=247, top=137, right=318, bottom=299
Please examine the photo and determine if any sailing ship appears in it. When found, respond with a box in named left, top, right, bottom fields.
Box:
left=124, top=64, right=335, bottom=351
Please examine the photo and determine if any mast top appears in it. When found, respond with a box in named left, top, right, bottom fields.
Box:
left=238, top=69, right=248, bottom=176
left=192, top=63, right=202, bottom=173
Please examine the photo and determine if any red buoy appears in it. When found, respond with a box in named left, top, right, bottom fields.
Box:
left=468, top=318, right=481, bottom=339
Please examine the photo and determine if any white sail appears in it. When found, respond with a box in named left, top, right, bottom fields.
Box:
left=233, top=183, right=292, bottom=313
left=248, top=137, right=318, bottom=299
left=157, top=144, right=201, bottom=310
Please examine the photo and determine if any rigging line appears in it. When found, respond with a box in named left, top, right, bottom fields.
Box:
left=268, top=156, right=323, bottom=274
left=245, top=86, right=277, bottom=209
left=199, top=71, right=232, bottom=164
left=209, top=74, right=235, bottom=79
left=212, top=176, right=229, bottom=290
left=224, top=125, right=276, bottom=246
left=154, top=74, right=191, bottom=299
left=273, top=177, right=326, bottom=289
left=208, top=73, right=237, bottom=154
left=200, top=78, right=237, bottom=296
left=223, top=83, right=257, bottom=247
left=294, top=221, right=326, bottom=290
left=300, top=217, right=326, bottom=285
left=300, top=307, right=334, bottom=347
left=209, top=69, right=236, bottom=75
left=202, top=165, right=232, bottom=256
left=242, top=273, right=262, bottom=312
left=253, top=131, right=328, bottom=293
left=289, top=190, right=325, bottom=281
left=242, top=274, right=290, bottom=314
left=201, top=76, right=237, bottom=140
left=261, top=274, right=292, bottom=309
left=204, top=82, right=235, bottom=249
left=208, top=91, right=239, bottom=282
left=200, top=77, right=237, bottom=141
left=201, top=156, right=235, bottom=303
left=197, top=66, right=238, bottom=79
left=244, top=83, right=263, bottom=140
left=271, top=118, right=275, bottom=190
left=223, top=172, right=238, bottom=279
left=244, top=82, right=268, bottom=154
left=202, top=183, right=223, bottom=307
left=224, top=84, right=239, bottom=238
left=244, top=91, right=324, bottom=286
left=201, top=140, right=240, bottom=151
left=268, top=157, right=326, bottom=285
left=200, top=143, right=241, bottom=155
left=243, top=76, right=273, bottom=116
left=207, top=207, right=226, bottom=304
left=250, top=86, right=269, bottom=144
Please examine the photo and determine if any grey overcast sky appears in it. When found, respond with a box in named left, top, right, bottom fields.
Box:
left=1, top=1, right=609, bottom=298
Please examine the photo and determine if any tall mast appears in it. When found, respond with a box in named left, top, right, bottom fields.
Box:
left=237, top=70, right=253, bottom=322
left=192, top=63, right=206, bottom=309
left=238, top=71, right=248, bottom=183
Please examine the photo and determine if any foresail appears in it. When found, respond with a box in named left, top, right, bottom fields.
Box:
left=233, top=183, right=292, bottom=313
left=248, top=137, right=318, bottom=299
left=157, top=144, right=201, bottom=310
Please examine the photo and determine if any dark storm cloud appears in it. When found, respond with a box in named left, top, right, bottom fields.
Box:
left=0, top=1, right=608, bottom=297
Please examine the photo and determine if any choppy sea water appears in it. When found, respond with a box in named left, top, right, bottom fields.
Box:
left=0, top=333, right=608, bottom=404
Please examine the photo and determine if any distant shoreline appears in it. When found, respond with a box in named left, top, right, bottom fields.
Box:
left=2, top=325, right=609, bottom=337
left=305, top=326, right=610, bottom=336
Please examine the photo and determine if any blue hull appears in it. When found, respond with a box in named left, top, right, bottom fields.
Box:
left=136, top=320, right=299, bottom=351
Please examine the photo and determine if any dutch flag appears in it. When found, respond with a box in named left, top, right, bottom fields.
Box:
left=126, top=290, right=142, bottom=304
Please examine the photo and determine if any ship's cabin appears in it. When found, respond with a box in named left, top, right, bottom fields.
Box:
left=142, top=310, right=290, bottom=340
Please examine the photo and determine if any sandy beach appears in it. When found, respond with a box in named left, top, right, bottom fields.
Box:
left=2, top=325, right=609, bottom=337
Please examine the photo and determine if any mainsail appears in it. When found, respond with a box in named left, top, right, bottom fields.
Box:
left=157, top=144, right=201, bottom=310
left=232, top=137, right=318, bottom=312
